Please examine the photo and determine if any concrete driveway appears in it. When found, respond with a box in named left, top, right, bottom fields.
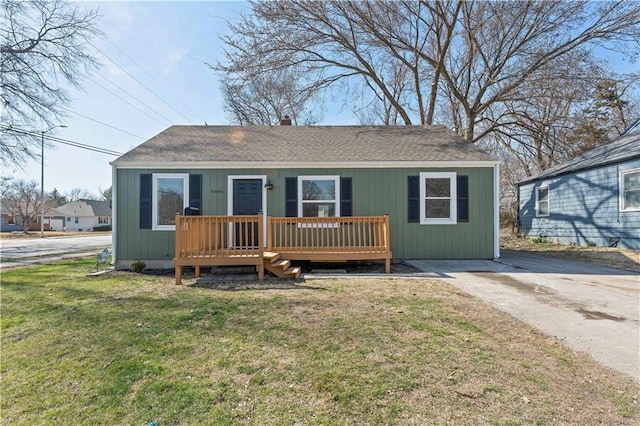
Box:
left=406, top=250, right=640, bottom=383
left=0, top=235, right=112, bottom=269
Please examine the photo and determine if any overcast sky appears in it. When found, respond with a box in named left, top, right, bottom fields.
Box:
left=7, top=1, right=637, bottom=197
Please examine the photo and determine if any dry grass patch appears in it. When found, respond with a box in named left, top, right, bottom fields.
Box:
left=501, top=229, right=640, bottom=273
left=2, top=259, right=638, bottom=425
left=0, top=230, right=111, bottom=240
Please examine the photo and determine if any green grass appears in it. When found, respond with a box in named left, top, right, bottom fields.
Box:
left=2, top=259, right=638, bottom=425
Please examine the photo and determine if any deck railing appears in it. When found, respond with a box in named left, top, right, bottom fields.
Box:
left=175, top=214, right=264, bottom=259
left=174, top=214, right=391, bottom=283
left=267, top=215, right=390, bottom=254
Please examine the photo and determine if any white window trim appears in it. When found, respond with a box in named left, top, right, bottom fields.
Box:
left=419, top=172, right=457, bottom=225
left=620, top=168, right=640, bottom=212
left=297, top=175, right=340, bottom=218
left=152, top=173, right=189, bottom=231
left=535, top=185, right=550, bottom=218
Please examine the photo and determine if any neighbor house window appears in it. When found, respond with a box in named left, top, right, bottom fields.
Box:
left=75, top=217, right=79, bottom=224
left=152, top=173, right=189, bottom=230
left=620, top=168, right=640, bottom=212
left=298, top=176, right=340, bottom=217
left=536, top=186, right=550, bottom=217
left=419, top=172, right=457, bottom=225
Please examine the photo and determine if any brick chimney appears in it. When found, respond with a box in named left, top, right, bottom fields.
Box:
left=280, top=115, right=292, bottom=125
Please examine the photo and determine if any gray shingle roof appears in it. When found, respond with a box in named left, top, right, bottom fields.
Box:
left=112, top=125, right=496, bottom=165
left=54, top=200, right=111, bottom=217
left=518, top=122, right=640, bottom=185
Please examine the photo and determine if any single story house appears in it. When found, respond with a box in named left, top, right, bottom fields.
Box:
left=517, top=120, right=640, bottom=249
left=52, top=199, right=112, bottom=232
left=0, top=205, right=22, bottom=232
left=110, top=124, right=500, bottom=274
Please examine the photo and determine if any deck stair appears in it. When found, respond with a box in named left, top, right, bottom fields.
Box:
left=263, top=251, right=301, bottom=279
left=174, top=214, right=390, bottom=284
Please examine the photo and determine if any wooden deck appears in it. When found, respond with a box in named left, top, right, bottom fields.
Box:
left=174, top=214, right=392, bottom=284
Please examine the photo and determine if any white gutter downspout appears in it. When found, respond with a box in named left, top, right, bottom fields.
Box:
left=494, top=163, right=501, bottom=259
left=111, top=164, right=117, bottom=265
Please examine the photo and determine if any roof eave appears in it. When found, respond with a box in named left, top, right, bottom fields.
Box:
left=111, top=160, right=499, bottom=169
left=516, top=153, right=640, bottom=186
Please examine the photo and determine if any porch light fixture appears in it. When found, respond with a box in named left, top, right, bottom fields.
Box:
left=264, top=181, right=274, bottom=190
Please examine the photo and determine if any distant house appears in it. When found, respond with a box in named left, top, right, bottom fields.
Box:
left=53, top=199, right=112, bottom=232
left=110, top=124, right=500, bottom=271
left=517, top=120, right=640, bottom=249
left=0, top=204, right=22, bottom=232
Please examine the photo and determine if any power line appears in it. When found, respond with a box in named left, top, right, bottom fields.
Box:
left=1, top=125, right=124, bottom=156
left=90, top=41, right=195, bottom=124
left=61, top=107, right=146, bottom=139
left=46, top=134, right=124, bottom=156
left=0, top=125, right=125, bottom=156
left=90, top=73, right=173, bottom=126
left=103, top=36, right=208, bottom=123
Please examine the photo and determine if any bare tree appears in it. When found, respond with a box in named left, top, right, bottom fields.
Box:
left=482, top=63, right=639, bottom=225
left=65, top=188, right=97, bottom=202
left=486, top=60, right=639, bottom=177
left=219, top=68, right=321, bottom=125
left=216, top=1, right=430, bottom=126
left=217, top=0, right=640, bottom=144
left=1, top=179, right=45, bottom=230
left=0, top=0, right=101, bottom=165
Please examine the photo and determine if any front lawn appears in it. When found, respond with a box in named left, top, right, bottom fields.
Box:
left=2, top=259, right=638, bottom=425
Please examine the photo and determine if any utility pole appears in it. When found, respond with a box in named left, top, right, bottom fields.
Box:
left=40, top=125, right=67, bottom=238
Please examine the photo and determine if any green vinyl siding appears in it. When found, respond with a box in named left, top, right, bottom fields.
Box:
left=116, top=167, right=495, bottom=261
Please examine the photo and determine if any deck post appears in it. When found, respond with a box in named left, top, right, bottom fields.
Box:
left=266, top=215, right=272, bottom=252
left=257, top=264, right=264, bottom=280
left=175, top=215, right=183, bottom=284
left=258, top=213, right=264, bottom=256
left=258, top=213, right=265, bottom=281
left=383, top=214, right=391, bottom=273
left=175, top=265, right=182, bottom=285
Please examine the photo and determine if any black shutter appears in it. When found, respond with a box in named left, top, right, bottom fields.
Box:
left=189, top=174, right=202, bottom=212
left=285, top=177, right=297, bottom=217
left=408, top=175, right=420, bottom=223
left=340, top=177, right=353, bottom=216
left=140, top=174, right=152, bottom=229
left=457, top=175, right=469, bottom=222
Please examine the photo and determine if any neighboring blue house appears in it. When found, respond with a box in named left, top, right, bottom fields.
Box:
left=517, top=120, right=640, bottom=250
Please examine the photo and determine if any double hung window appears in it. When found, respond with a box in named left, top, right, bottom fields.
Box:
left=419, top=172, right=457, bottom=224
left=536, top=186, right=550, bottom=217
left=621, top=169, right=640, bottom=211
left=152, top=173, right=189, bottom=230
left=298, top=176, right=340, bottom=217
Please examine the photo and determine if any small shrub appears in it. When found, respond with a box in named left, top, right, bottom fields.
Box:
left=500, top=209, right=518, bottom=229
left=130, top=260, right=146, bottom=273
left=93, top=225, right=112, bottom=231
left=586, top=240, right=596, bottom=247
left=530, top=236, right=548, bottom=244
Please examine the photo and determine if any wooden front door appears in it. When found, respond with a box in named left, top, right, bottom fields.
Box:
left=232, top=179, right=262, bottom=247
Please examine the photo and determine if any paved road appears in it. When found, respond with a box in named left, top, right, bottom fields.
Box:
left=0, top=235, right=112, bottom=269
left=407, top=250, right=640, bottom=383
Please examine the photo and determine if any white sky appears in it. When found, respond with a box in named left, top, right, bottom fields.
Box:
left=5, top=1, right=637, bottom=196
